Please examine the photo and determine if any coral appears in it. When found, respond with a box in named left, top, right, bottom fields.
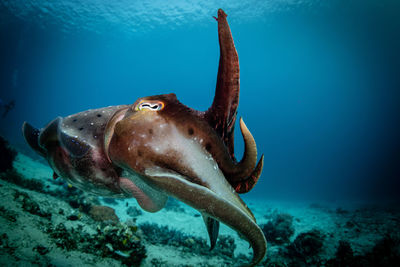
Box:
left=287, top=229, right=324, bottom=261
left=365, top=234, right=400, bottom=266
left=336, top=207, right=349, bottom=215
left=67, top=214, right=80, bottom=221
left=140, top=222, right=194, bottom=246
left=47, top=223, right=79, bottom=250
left=261, top=213, right=294, bottom=244
left=33, top=245, right=50, bottom=255
left=0, top=169, right=45, bottom=193
left=216, top=235, right=236, bottom=258
left=0, top=205, right=17, bottom=222
left=13, top=190, right=51, bottom=219
left=67, top=197, right=93, bottom=213
left=46, top=222, right=146, bottom=265
left=0, top=135, right=16, bottom=173
left=262, top=258, right=289, bottom=267
left=150, top=258, right=169, bottom=266
left=327, top=235, right=400, bottom=267
left=89, top=205, right=119, bottom=223
left=95, top=223, right=146, bottom=265
left=139, top=222, right=237, bottom=260
left=0, top=233, right=9, bottom=247
left=326, top=240, right=355, bottom=266
left=102, top=197, right=119, bottom=205
left=126, top=206, right=143, bottom=217
left=0, top=233, right=16, bottom=254
left=336, top=240, right=354, bottom=261
left=164, top=198, right=186, bottom=213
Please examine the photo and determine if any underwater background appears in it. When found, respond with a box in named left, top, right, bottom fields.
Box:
left=0, top=0, right=400, bottom=266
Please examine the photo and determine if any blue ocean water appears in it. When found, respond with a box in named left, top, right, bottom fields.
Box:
left=0, top=0, right=399, bottom=204
left=1, top=1, right=400, bottom=266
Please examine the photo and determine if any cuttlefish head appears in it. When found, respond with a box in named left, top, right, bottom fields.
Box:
left=105, top=93, right=266, bottom=266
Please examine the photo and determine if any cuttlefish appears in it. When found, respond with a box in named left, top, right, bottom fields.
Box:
left=22, top=9, right=267, bottom=266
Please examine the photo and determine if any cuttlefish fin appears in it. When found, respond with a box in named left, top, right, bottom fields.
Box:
left=38, top=117, right=63, bottom=150
left=120, top=177, right=167, bottom=213
left=202, top=213, right=220, bottom=250
left=36, top=116, right=90, bottom=158
left=205, top=9, right=239, bottom=160
left=104, top=107, right=129, bottom=163
left=58, top=131, right=91, bottom=158
left=22, top=122, right=46, bottom=157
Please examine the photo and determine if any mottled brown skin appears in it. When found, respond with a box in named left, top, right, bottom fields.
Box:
left=109, top=94, right=257, bottom=187
left=142, top=170, right=267, bottom=267
left=204, top=9, right=263, bottom=193
left=206, top=9, right=239, bottom=159
left=24, top=106, right=129, bottom=197
left=107, top=93, right=266, bottom=266
left=22, top=9, right=267, bottom=266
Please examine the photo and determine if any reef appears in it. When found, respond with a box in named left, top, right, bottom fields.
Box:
left=325, top=235, right=400, bottom=267
left=46, top=222, right=146, bottom=265
left=126, top=205, right=143, bottom=217
left=88, top=205, right=120, bottom=223
left=285, top=229, right=325, bottom=265
left=0, top=135, right=16, bottom=173
left=139, top=222, right=238, bottom=259
left=0, top=136, right=399, bottom=266
left=164, top=197, right=186, bottom=213
left=260, top=205, right=400, bottom=267
left=261, top=213, right=294, bottom=245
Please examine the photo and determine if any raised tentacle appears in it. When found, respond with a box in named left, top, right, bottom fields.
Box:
left=204, top=9, right=240, bottom=160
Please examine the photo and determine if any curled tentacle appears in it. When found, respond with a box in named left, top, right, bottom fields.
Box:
left=232, top=155, right=264, bottom=194
left=216, top=118, right=259, bottom=183
left=235, top=118, right=258, bottom=177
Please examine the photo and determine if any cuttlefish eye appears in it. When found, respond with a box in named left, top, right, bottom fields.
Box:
left=136, top=100, right=165, bottom=111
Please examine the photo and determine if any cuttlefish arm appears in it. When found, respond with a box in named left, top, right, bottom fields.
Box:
left=106, top=96, right=267, bottom=265
left=203, top=9, right=264, bottom=193
left=205, top=8, right=239, bottom=159
left=144, top=167, right=267, bottom=266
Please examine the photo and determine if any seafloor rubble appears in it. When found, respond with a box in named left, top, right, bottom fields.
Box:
left=0, top=135, right=399, bottom=266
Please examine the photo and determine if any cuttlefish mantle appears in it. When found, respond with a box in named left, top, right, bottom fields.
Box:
left=22, top=9, right=267, bottom=266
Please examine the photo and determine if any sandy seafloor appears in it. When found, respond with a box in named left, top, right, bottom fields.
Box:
left=0, top=150, right=399, bottom=266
